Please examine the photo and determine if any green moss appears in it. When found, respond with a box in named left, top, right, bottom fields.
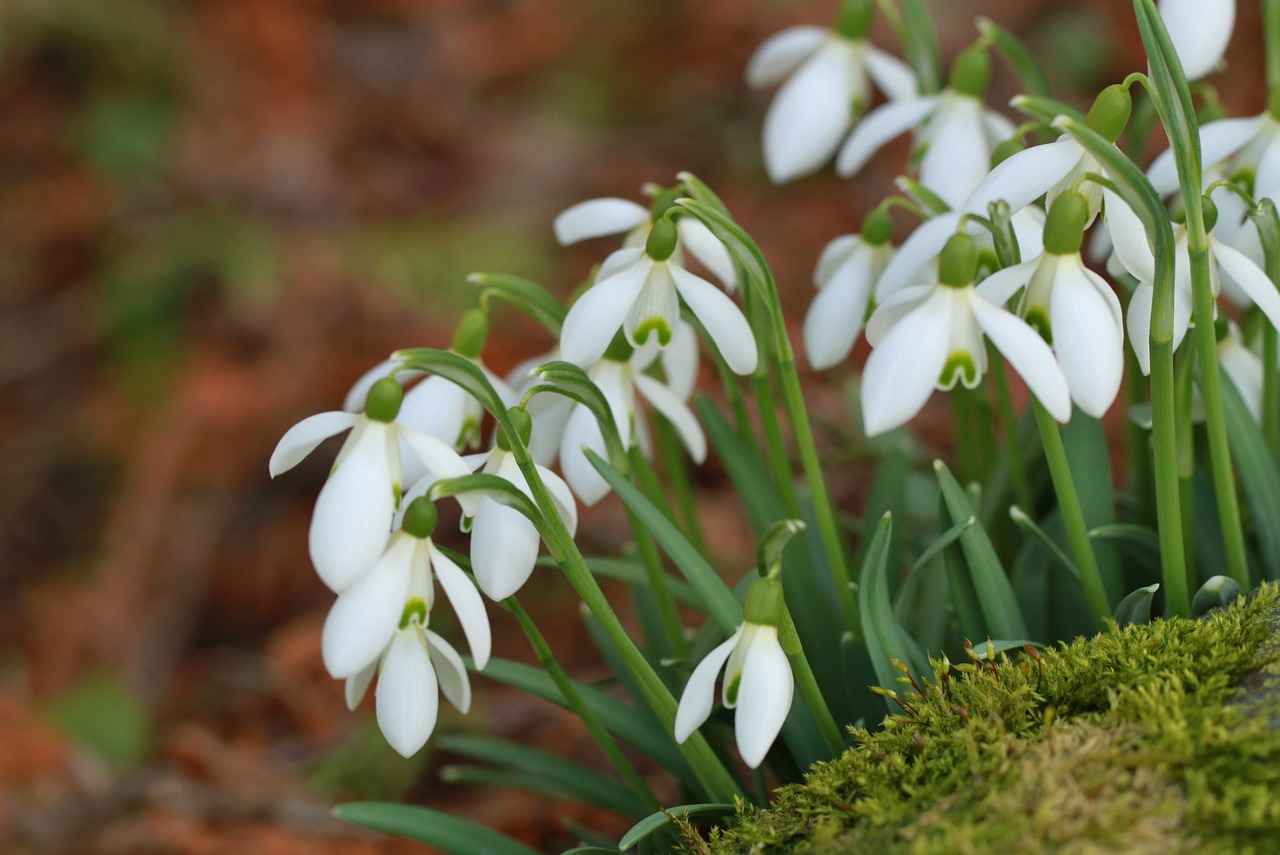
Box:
left=687, top=584, right=1280, bottom=854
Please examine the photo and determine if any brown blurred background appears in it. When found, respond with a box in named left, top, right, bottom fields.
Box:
left=0, top=1, right=1263, bottom=852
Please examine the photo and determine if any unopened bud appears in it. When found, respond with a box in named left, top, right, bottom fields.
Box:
left=645, top=217, right=679, bottom=261
left=452, top=309, right=489, bottom=358
left=496, top=406, right=533, bottom=451
left=938, top=233, right=978, bottom=287
left=1043, top=191, right=1090, bottom=255
left=950, top=46, right=991, bottom=98
left=365, top=378, right=404, bottom=423
left=861, top=207, right=893, bottom=245
left=1085, top=85, right=1131, bottom=143
left=401, top=497, right=439, bottom=539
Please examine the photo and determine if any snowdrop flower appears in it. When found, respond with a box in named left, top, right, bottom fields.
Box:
left=555, top=330, right=706, bottom=505
left=1158, top=0, right=1235, bottom=82
left=554, top=187, right=737, bottom=290
left=1105, top=190, right=1280, bottom=374
left=963, top=85, right=1132, bottom=225
left=270, top=378, right=477, bottom=593
left=674, top=577, right=793, bottom=769
left=747, top=0, right=915, bottom=183
left=803, top=208, right=895, bottom=370
left=560, top=218, right=757, bottom=375
left=1215, top=318, right=1263, bottom=422
left=861, top=233, right=1071, bottom=436
left=322, top=497, right=490, bottom=682
left=1147, top=91, right=1280, bottom=200
left=976, top=193, right=1124, bottom=418
left=464, top=409, right=579, bottom=601
left=837, top=46, right=1015, bottom=209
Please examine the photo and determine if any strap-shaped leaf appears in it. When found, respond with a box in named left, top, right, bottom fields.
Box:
left=858, top=513, right=928, bottom=712
left=934, top=460, right=1029, bottom=639
left=585, top=448, right=742, bottom=632
left=618, top=803, right=736, bottom=851
left=1133, top=0, right=1202, bottom=204
left=674, top=198, right=772, bottom=306
left=530, top=360, right=629, bottom=470
left=1221, top=374, right=1280, bottom=580
left=542, top=556, right=702, bottom=608
left=695, top=396, right=785, bottom=534
left=1009, top=506, right=1079, bottom=581
left=394, top=347, right=507, bottom=416
left=676, top=171, right=731, bottom=218
left=1011, top=94, right=1087, bottom=127
left=429, top=473, right=547, bottom=536
left=333, top=802, right=541, bottom=855
left=899, top=0, right=942, bottom=93
left=436, top=734, right=644, bottom=818
left=1191, top=575, right=1244, bottom=617
left=1113, top=583, right=1159, bottom=627
left=977, top=18, right=1051, bottom=97
left=469, top=272, right=566, bottom=336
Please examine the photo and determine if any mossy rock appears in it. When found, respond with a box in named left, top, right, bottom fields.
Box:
left=684, top=583, right=1280, bottom=854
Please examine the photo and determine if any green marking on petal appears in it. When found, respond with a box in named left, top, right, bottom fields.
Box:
left=725, top=672, right=741, bottom=707
left=399, top=598, right=428, bottom=629
left=632, top=318, right=673, bottom=347
left=1025, top=307, right=1053, bottom=344
left=939, top=351, right=979, bottom=390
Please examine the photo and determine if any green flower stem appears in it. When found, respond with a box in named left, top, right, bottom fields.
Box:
left=970, top=385, right=998, bottom=480
left=630, top=441, right=681, bottom=528
left=626, top=447, right=690, bottom=659
left=1151, top=335, right=1191, bottom=617
left=1266, top=324, right=1280, bottom=460
left=499, top=417, right=744, bottom=803
left=778, top=607, right=846, bottom=757
left=988, top=347, right=1033, bottom=513
left=950, top=389, right=978, bottom=484
left=653, top=415, right=709, bottom=555
left=1119, top=284, right=1156, bottom=526
left=1186, top=234, right=1251, bottom=589
left=504, top=598, right=661, bottom=812
left=1266, top=0, right=1280, bottom=89
left=755, top=372, right=802, bottom=517
left=1174, top=347, right=1197, bottom=581
left=1031, top=402, right=1111, bottom=630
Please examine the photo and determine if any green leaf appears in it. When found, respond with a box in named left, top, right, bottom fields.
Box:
left=858, top=514, right=928, bottom=712
left=1221, top=372, right=1280, bottom=580
left=333, top=802, right=542, bottom=855
left=45, top=674, right=151, bottom=770
left=977, top=17, right=1051, bottom=97
left=674, top=199, right=772, bottom=306
left=1191, top=575, right=1244, bottom=617
left=530, top=360, right=629, bottom=470
left=910, top=514, right=976, bottom=576
left=695, top=396, right=785, bottom=534
left=934, top=461, right=1029, bottom=639
left=676, top=171, right=731, bottom=218
left=1134, top=0, right=1202, bottom=201
left=394, top=347, right=506, bottom=416
left=1009, top=506, right=1079, bottom=581
left=586, top=448, right=742, bottom=633
left=477, top=658, right=697, bottom=788
left=429, top=473, right=545, bottom=533
left=618, top=804, right=735, bottom=850
left=1088, top=523, right=1161, bottom=564
left=1062, top=412, right=1123, bottom=602
left=1113, top=583, right=1159, bottom=627
left=561, top=849, right=625, bottom=855
left=470, top=272, right=566, bottom=336
left=758, top=519, right=806, bottom=571
left=547, top=556, right=702, bottom=608
left=900, top=0, right=942, bottom=93
left=1011, top=94, right=1087, bottom=127
left=436, top=734, right=643, bottom=817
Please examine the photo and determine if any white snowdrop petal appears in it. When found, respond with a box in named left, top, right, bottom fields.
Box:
left=270, top=411, right=359, bottom=477
left=962, top=138, right=1083, bottom=218
left=814, top=235, right=860, bottom=286
left=561, top=257, right=653, bottom=366
left=864, top=46, right=917, bottom=100
left=763, top=41, right=864, bottom=183
left=429, top=544, right=491, bottom=670
left=836, top=95, right=939, bottom=178
left=1049, top=264, right=1125, bottom=418
left=526, top=393, right=574, bottom=467
left=1127, top=282, right=1155, bottom=376
left=321, top=535, right=415, bottom=678
left=376, top=629, right=438, bottom=757
left=1158, top=0, right=1235, bottom=81
left=400, top=427, right=479, bottom=517
left=875, top=212, right=961, bottom=301
left=733, top=628, right=794, bottom=769
left=553, top=198, right=649, bottom=245
left=1213, top=240, right=1280, bottom=333
left=1256, top=141, right=1280, bottom=204
left=974, top=259, right=1038, bottom=309
left=803, top=254, right=876, bottom=370
left=345, top=661, right=378, bottom=711
left=1102, top=190, right=1156, bottom=283
left=634, top=373, right=707, bottom=463
left=470, top=499, right=541, bottom=601
left=424, top=629, right=472, bottom=714
left=745, top=26, right=827, bottom=87
left=661, top=322, right=700, bottom=402
left=674, top=630, right=741, bottom=744
left=864, top=284, right=933, bottom=345
left=1150, top=116, right=1261, bottom=195
left=560, top=403, right=613, bottom=506
left=919, top=98, right=992, bottom=209
left=310, top=423, right=397, bottom=592
left=344, top=360, right=415, bottom=414
left=678, top=218, right=739, bottom=290
left=971, top=295, right=1071, bottom=422
left=534, top=463, right=579, bottom=536
left=1219, top=340, right=1264, bottom=422
left=861, top=290, right=953, bottom=436
left=671, top=265, right=759, bottom=375
left=1010, top=207, right=1047, bottom=261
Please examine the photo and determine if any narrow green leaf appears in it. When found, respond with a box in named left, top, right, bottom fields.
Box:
left=938, top=491, right=984, bottom=643
left=618, top=804, right=735, bottom=850
left=676, top=171, right=731, bottom=218
left=586, top=448, right=742, bottom=632
left=477, top=658, right=697, bottom=788
left=394, top=348, right=506, bottom=416
left=695, top=396, right=785, bottom=533
left=436, top=734, right=643, bottom=817
left=1191, top=575, right=1244, bottom=617
left=1062, top=412, right=1123, bottom=602
left=333, top=802, right=542, bottom=855
left=977, top=18, right=1052, bottom=97
left=1222, top=372, right=1280, bottom=580
left=1113, top=583, right=1159, bottom=627
left=1011, top=94, right=1087, bottom=127
left=562, top=848, right=624, bottom=855
left=934, top=461, right=1029, bottom=639
left=900, top=0, right=942, bottom=93
left=469, top=272, right=566, bottom=336
left=909, top=515, right=975, bottom=577
left=1088, top=523, right=1161, bottom=562
left=674, top=199, right=772, bottom=305
left=1009, top=506, right=1079, bottom=581
left=858, top=514, right=928, bottom=712
left=1134, top=0, right=1202, bottom=198
left=530, top=360, right=629, bottom=469
left=430, top=473, right=545, bottom=533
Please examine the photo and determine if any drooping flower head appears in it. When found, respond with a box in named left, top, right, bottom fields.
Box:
left=1157, top=0, right=1235, bottom=82
left=674, top=576, right=794, bottom=768
left=747, top=0, right=915, bottom=183
left=803, top=207, right=895, bottom=371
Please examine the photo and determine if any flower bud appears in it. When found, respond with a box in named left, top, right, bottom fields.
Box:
left=401, top=497, right=439, bottom=539
left=1043, top=191, right=1090, bottom=255
left=1085, top=84, right=1131, bottom=144
left=497, top=406, right=533, bottom=451
left=835, top=0, right=874, bottom=40
left=645, top=217, right=680, bottom=262
left=938, top=233, right=978, bottom=287
left=1202, top=195, right=1219, bottom=232
left=860, top=207, right=893, bottom=246
left=950, top=46, right=991, bottom=98
left=743, top=577, right=785, bottom=627
left=452, top=308, right=489, bottom=359
left=365, top=377, right=404, bottom=423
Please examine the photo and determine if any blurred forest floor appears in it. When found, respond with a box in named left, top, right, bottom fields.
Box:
left=0, top=1, right=1262, bottom=853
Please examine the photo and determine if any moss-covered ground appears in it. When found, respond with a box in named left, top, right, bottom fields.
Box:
left=684, top=583, right=1280, bottom=854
